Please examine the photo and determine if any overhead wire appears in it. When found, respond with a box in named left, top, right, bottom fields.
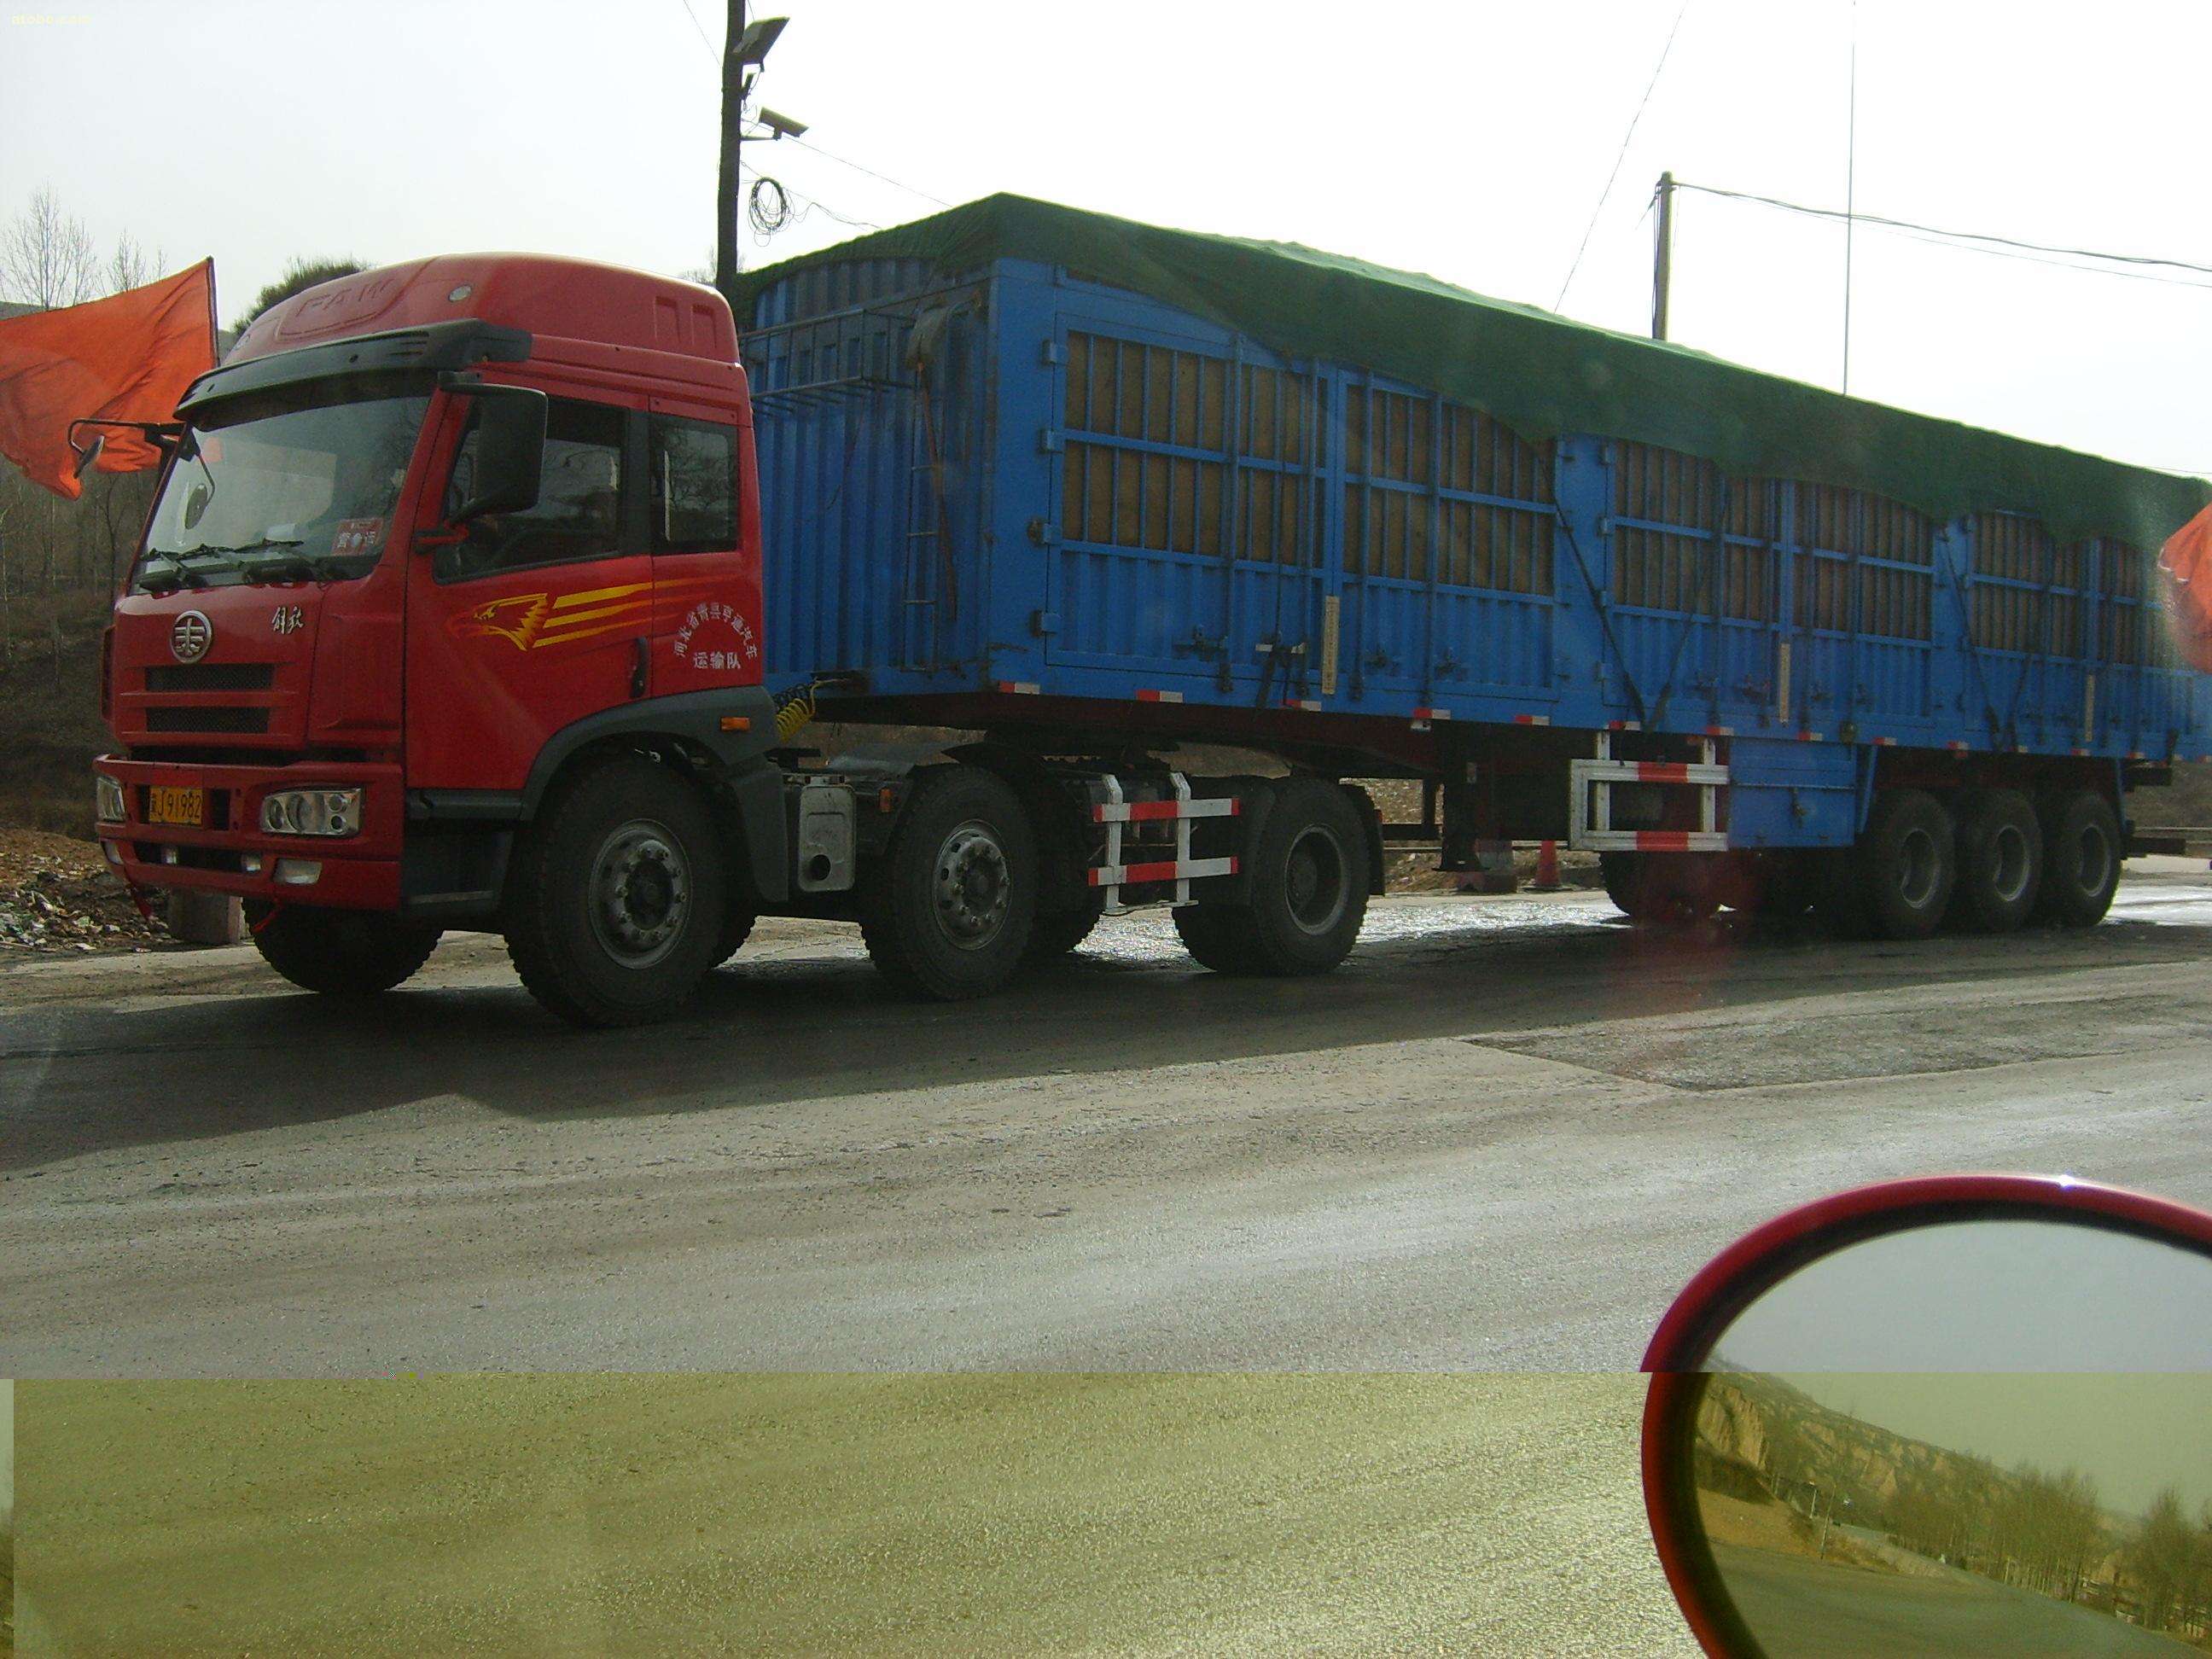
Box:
left=1672, top=180, right=2212, bottom=283
left=1555, top=0, right=1691, bottom=310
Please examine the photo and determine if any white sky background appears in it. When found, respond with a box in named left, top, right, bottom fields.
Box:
left=2, top=0, right=2207, bottom=477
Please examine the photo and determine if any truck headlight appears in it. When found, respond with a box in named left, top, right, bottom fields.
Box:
left=96, top=773, right=126, bottom=823
left=259, top=787, right=363, bottom=838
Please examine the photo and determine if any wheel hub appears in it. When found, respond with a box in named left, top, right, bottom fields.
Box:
left=590, top=820, right=692, bottom=968
left=934, top=821, right=1010, bottom=948
left=1284, top=825, right=1348, bottom=934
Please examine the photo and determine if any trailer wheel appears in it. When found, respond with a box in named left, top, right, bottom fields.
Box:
left=1951, top=789, right=2042, bottom=933
left=1851, top=789, right=1955, bottom=940
left=248, top=905, right=440, bottom=996
left=504, top=754, right=728, bottom=1027
left=861, top=765, right=1038, bottom=999
left=1173, top=904, right=1259, bottom=974
left=1022, top=898, right=1103, bottom=964
left=2034, top=789, right=2122, bottom=928
left=1228, top=777, right=1368, bottom=975
left=1601, top=852, right=1720, bottom=924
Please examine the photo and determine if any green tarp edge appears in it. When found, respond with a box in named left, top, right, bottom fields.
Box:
left=734, top=193, right=2210, bottom=555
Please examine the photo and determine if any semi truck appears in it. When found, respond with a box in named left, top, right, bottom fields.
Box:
left=90, top=195, right=2212, bottom=1025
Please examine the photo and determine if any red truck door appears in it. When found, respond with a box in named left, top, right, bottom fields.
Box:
left=644, top=398, right=763, bottom=696
left=406, top=391, right=655, bottom=791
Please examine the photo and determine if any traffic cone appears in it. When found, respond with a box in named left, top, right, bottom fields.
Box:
left=1529, top=840, right=1563, bottom=892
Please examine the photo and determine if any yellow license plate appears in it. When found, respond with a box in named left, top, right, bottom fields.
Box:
left=146, top=786, right=203, bottom=827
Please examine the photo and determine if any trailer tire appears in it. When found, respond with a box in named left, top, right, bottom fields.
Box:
left=1231, top=777, right=1368, bottom=975
left=1601, top=851, right=1720, bottom=924
left=504, top=754, right=728, bottom=1027
left=1852, top=789, right=1955, bottom=940
left=2035, top=790, right=2122, bottom=928
left=1951, top=789, right=2041, bottom=933
left=1022, top=898, right=1103, bottom=964
left=1173, top=904, right=1260, bottom=974
left=860, top=765, right=1038, bottom=1000
left=248, top=905, right=440, bottom=997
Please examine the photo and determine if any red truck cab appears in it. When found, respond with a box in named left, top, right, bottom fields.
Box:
left=95, top=255, right=784, bottom=1010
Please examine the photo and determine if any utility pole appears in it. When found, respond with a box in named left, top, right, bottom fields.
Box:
left=1650, top=171, right=1675, bottom=341
left=1842, top=0, right=1858, bottom=393
left=714, top=0, right=748, bottom=307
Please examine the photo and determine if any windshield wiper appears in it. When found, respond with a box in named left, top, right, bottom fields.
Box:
left=137, top=553, right=207, bottom=594
left=246, top=551, right=353, bottom=585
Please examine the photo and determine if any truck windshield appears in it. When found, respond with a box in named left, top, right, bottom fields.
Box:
left=136, top=380, right=431, bottom=592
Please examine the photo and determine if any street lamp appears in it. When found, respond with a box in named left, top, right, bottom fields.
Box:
left=733, top=15, right=787, bottom=66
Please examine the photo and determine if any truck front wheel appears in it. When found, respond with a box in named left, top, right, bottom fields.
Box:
left=504, top=754, right=728, bottom=1027
left=861, top=766, right=1039, bottom=999
left=248, top=904, right=441, bottom=997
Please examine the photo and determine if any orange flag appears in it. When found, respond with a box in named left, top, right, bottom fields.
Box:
left=0, top=259, right=218, bottom=499
left=2159, top=504, right=2212, bottom=672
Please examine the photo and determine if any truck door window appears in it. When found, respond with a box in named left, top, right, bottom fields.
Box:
left=438, top=397, right=632, bottom=582
left=649, top=415, right=738, bottom=554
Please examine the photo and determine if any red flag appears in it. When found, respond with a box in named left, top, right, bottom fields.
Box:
left=0, top=259, right=218, bottom=499
left=2159, top=504, right=2212, bottom=673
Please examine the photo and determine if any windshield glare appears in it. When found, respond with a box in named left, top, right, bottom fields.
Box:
left=137, top=384, right=431, bottom=591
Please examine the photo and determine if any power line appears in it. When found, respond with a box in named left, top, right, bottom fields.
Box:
left=1555, top=0, right=1691, bottom=310
left=1673, top=180, right=2212, bottom=282
left=673, top=0, right=715, bottom=56
left=783, top=133, right=952, bottom=208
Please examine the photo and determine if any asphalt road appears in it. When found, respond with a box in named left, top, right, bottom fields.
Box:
left=6, top=867, right=2212, bottom=1377
left=1713, top=1540, right=2194, bottom=1656
left=13, top=1372, right=1696, bottom=1656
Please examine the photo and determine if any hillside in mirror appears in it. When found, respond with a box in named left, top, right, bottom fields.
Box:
left=1692, top=1371, right=2211, bottom=1656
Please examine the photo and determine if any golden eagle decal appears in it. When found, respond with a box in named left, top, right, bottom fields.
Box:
left=447, top=579, right=724, bottom=652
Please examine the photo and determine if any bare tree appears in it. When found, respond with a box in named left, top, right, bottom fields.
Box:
left=0, top=185, right=100, bottom=309
left=107, top=231, right=162, bottom=295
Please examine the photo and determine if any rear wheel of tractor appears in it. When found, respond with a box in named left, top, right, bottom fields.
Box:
left=1022, top=897, right=1104, bottom=965
left=861, top=766, right=1038, bottom=1000
left=1951, top=789, right=2042, bottom=933
left=1851, top=789, right=1956, bottom=940
left=2034, top=789, right=2122, bottom=928
left=713, top=905, right=756, bottom=967
left=247, top=905, right=440, bottom=996
left=504, top=754, right=728, bottom=1027
left=1231, top=777, right=1368, bottom=975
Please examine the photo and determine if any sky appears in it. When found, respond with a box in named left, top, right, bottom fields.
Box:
left=1, top=1, right=2208, bottom=478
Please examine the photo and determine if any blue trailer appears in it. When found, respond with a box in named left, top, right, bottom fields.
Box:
left=730, top=194, right=2212, bottom=987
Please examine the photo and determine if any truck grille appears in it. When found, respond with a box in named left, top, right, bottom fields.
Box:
left=146, top=707, right=271, bottom=734
left=145, top=662, right=276, bottom=692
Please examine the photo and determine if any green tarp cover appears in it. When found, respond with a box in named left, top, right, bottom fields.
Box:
left=736, top=194, right=2209, bottom=554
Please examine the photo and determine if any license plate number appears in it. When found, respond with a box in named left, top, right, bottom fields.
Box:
left=147, top=786, right=203, bottom=826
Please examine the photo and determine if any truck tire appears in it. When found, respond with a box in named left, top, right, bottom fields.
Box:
left=1173, top=904, right=1260, bottom=974
left=248, top=904, right=440, bottom=996
left=1223, top=777, right=1368, bottom=975
left=1951, top=789, right=2041, bottom=933
left=1601, top=851, right=1720, bottom=924
left=860, top=765, right=1038, bottom=1000
left=1022, top=897, right=1103, bottom=964
left=1851, top=789, right=1955, bottom=940
left=2034, top=789, right=2122, bottom=928
left=504, top=754, right=729, bottom=1027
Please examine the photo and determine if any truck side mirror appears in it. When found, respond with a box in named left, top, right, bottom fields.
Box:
left=448, top=383, right=546, bottom=523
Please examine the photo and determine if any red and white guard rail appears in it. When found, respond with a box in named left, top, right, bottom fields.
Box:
left=1568, top=732, right=1729, bottom=853
left=1088, top=773, right=1241, bottom=913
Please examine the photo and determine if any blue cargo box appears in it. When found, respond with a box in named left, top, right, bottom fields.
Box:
left=741, top=222, right=2211, bottom=847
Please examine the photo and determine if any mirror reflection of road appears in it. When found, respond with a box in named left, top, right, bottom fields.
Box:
left=5, top=866, right=2212, bottom=1376
left=1715, top=1541, right=2197, bottom=1657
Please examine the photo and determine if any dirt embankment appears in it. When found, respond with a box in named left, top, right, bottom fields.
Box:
left=0, top=830, right=172, bottom=957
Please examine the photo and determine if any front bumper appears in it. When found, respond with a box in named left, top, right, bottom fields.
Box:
left=91, top=754, right=405, bottom=911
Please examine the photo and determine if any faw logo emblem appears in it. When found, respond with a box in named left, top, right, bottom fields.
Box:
left=448, top=578, right=728, bottom=653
